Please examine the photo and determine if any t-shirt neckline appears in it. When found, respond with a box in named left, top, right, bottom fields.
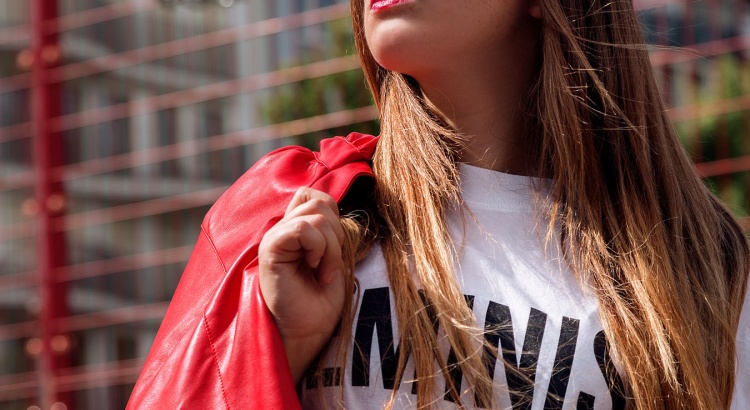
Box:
left=458, top=163, right=544, bottom=212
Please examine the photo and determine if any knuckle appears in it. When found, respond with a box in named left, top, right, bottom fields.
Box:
left=307, top=214, right=328, bottom=229
left=290, top=187, right=306, bottom=203
left=258, top=232, right=280, bottom=261
left=312, top=196, right=339, bottom=215
left=307, top=197, right=327, bottom=210
left=259, top=226, right=278, bottom=246
left=290, top=187, right=314, bottom=204
left=288, top=188, right=339, bottom=218
left=296, top=186, right=313, bottom=195
left=292, top=219, right=312, bottom=235
left=322, top=195, right=338, bottom=211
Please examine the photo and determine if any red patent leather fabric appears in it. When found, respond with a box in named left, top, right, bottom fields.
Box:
left=127, top=133, right=378, bottom=409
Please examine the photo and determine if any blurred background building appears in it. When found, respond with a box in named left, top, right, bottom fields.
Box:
left=0, top=0, right=748, bottom=409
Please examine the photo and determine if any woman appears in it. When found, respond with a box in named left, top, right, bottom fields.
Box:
left=258, top=0, right=750, bottom=409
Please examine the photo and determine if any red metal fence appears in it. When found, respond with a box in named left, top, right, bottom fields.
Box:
left=0, top=0, right=748, bottom=408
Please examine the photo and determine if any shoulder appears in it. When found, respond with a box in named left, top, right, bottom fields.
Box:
left=200, top=133, right=378, bottom=265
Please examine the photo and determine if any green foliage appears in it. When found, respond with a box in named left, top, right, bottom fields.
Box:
left=260, top=18, right=379, bottom=150
left=673, top=53, right=750, bottom=217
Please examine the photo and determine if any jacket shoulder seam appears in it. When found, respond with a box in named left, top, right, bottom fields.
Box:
left=200, top=224, right=229, bottom=274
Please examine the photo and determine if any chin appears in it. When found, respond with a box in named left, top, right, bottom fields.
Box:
left=368, top=42, right=423, bottom=77
left=365, top=21, right=429, bottom=76
left=371, top=53, right=406, bottom=74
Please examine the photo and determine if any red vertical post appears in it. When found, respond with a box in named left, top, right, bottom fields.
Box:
left=30, top=0, right=70, bottom=408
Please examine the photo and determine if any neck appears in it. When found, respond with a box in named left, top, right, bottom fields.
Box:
left=414, top=31, right=540, bottom=176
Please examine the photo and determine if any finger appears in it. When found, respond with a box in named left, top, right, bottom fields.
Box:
left=284, top=200, right=345, bottom=246
left=286, top=187, right=340, bottom=219
left=262, top=218, right=327, bottom=269
left=313, top=219, right=345, bottom=285
left=292, top=213, right=343, bottom=284
left=293, top=218, right=329, bottom=269
left=282, top=214, right=342, bottom=275
left=283, top=197, right=345, bottom=246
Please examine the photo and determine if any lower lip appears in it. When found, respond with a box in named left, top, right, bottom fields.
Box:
left=370, top=0, right=412, bottom=12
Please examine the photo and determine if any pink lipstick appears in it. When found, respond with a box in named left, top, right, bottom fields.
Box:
left=370, top=0, right=412, bottom=12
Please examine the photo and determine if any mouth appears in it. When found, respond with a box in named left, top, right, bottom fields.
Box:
left=370, top=0, right=412, bottom=12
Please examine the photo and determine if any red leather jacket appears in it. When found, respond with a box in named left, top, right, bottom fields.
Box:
left=127, top=133, right=378, bottom=409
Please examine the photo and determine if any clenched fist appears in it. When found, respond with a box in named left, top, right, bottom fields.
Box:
left=258, top=187, right=348, bottom=383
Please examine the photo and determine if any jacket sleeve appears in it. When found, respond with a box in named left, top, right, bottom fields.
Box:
left=126, top=133, right=378, bottom=410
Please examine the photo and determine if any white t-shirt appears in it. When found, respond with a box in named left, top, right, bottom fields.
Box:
left=300, top=164, right=750, bottom=409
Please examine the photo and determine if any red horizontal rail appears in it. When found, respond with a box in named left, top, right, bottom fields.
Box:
left=0, top=221, right=35, bottom=242
left=0, top=370, right=36, bottom=394
left=0, top=376, right=37, bottom=402
left=0, top=244, right=194, bottom=292
left=695, top=155, right=750, bottom=178
left=669, top=94, right=750, bottom=123
left=52, top=358, right=143, bottom=396
left=51, top=56, right=360, bottom=134
left=51, top=2, right=350, bottom=84
left=0, top=106, right=377, bottom=242
left=0, top=170, right=35, bottom=192
left=0, top=320, right=37, bottom=343
left=0, top=55, right=360, bottom=143
left=47, top=0, right=156, bottom=34
left=57, top=186, right=224, bottom=233
left=0, top=270, right=36, bottom=292
left=0, top=302, right=169, bottom=342
left=633, top=0, right=687, bottom=10
left=0, top=358, right=145, bottom=401
left=650, top=34, right=750, bottom=67
left=0, top=73, right=29, bottom=94
left=2, top=55, right=360, bottom=145
left=59, top=302, right=169, bottom=334
left=55, top=245, right=193, bottom=283
left=0, top=122, right=32, bottom=144
left=0, top=3, right=348, bottom=95
left=0, top=24, right=29, bottom=47
left=55, top=104, right=377, bottom=181
left=1, top=0, right=157, bottom=93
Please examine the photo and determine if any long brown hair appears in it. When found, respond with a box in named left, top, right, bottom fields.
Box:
left=331, top=0, right=750, bottom=408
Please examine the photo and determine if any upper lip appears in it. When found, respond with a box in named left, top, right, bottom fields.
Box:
left=370, top=0, right=409, bottom=10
